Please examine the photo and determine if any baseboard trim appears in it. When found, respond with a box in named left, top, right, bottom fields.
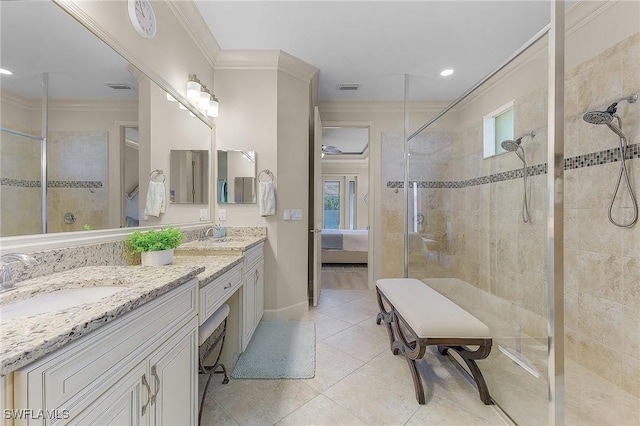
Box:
left=262, top=301, right=309, bottom=321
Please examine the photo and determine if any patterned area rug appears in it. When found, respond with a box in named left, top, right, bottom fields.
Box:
left=231, top=321, right=315, bottom=379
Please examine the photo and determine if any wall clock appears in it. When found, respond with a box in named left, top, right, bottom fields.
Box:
left=128, top=0, right=157, bottom=39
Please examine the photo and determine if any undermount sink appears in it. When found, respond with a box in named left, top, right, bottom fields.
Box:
left=0, top=286, right=126, bottom=320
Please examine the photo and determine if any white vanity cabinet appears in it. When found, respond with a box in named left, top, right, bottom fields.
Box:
left=241, top=243, right=265, bottom=351
left=12, top=279, right=198, bottom=426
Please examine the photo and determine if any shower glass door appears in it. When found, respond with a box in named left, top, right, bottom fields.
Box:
left=404, top=36, right=550, bottom=424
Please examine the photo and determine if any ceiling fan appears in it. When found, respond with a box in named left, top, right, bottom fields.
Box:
left=321, top=144, right=343, bottom=156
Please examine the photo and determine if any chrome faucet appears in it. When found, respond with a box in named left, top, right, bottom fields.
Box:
left=0, top=253, right=38, bottom=293
left=198, top=227, right=215, bottom=241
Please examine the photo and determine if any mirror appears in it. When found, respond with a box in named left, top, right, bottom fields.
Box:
left=0, top=1, right=212, bottom=237
left=170, top=150, right=209, bottom=204
left=217, top=150, right=257, bottom=204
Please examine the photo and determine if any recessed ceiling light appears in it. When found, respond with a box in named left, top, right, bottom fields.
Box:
left=440, top=69, right=454, bottom=77
left=0, top=68, right=13, bottom=75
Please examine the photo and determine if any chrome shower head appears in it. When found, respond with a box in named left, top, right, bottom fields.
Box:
left=500, top=139, right=521, bottom=152
left=500, top=131, right=535, bottom=152
left=583, top=110, right=614, bottom=125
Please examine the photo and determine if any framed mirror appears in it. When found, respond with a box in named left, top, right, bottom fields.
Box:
left=170, top=150, right=209, bottom=204
left=0, top=1, right=212, bottom=237
left=217, top=150, right=257, bottom=204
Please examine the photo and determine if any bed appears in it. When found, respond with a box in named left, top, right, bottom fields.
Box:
left=321, top=229, right=368, bottom=264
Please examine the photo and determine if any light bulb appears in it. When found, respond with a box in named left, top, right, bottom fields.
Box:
left=198, top=86, right=210, bottom=110
left=186, top=74, right=201, bottom=102
left=207, top=96, right=219, bottom=118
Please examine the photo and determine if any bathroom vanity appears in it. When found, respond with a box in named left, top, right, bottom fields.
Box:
left=0, top=231, right=267, bottom=426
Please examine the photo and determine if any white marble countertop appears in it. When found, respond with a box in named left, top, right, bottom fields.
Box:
left=0, top=264, right=203, bottom=375
left=176, top=235, right=266, bottom=254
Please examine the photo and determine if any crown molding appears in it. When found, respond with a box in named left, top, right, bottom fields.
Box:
left=166, top=0, right=220, bottom=68
left=215, top=50, right=318, bottom=83
left=1, top=90, right=32, bottom=110
left=278, top=51, right=318, bottom=83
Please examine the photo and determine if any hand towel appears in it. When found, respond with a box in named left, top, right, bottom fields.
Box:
left=143, top=180, right=166, bottom=217
left=258, top=181, right=276, bottom=216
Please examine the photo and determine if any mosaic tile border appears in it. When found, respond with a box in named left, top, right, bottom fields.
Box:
left=0, top=179, right=103, bottom=189
left=388, top=144, right=640, bottom=189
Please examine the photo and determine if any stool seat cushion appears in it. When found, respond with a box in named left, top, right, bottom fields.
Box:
left=376, top=278, right=490, bottom=339
left=199, top=303, right=230, bottom=345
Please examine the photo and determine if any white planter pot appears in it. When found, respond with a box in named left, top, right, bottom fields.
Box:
left=141, top=248, right=174, bottom=266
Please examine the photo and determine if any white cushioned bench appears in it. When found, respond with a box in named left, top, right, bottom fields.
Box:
left=376, top=278, right=493, bottom=405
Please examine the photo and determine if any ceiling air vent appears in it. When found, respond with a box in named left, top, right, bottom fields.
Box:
left=337, top=84, right=359, bottom=91
left=106, top=83, right=133, bottom=90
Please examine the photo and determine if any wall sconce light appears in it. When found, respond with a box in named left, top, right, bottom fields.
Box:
left=198, top=85, right=211, bottom=110
left=207, top=94, right=219, bottom=118
left=186, top=74, right=202, bottom=102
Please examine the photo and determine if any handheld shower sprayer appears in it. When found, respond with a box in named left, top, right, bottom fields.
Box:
left=500, top=131, right=536, bottom=223
left=582, top=93, right=638, bottom=228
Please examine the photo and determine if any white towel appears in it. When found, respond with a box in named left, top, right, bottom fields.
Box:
left=143, top=180, right=166, bottom=217
left=258, top=181, right=276, bottom=216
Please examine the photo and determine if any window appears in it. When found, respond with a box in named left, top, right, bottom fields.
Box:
left=348, top=180, right=356, bottom=229
left=322, top=176, right=358, bottom=229
left=323, top=180, right=341, bottom=229
left=483, top=101, right=514, bottom=158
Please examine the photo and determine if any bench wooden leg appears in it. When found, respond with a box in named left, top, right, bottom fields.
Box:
left=376, top=288, right=397, bottom=353
left=390, top=310, right=428, bottom=404
left=437, top=345, right=493, bottom=405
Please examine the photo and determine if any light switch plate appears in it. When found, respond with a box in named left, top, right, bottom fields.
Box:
left=219, top=209, right=227, bottom=221
left=283, top=209, right=291, bottom=221
left=291, top=209, right=303, bottom=221
left=199, top=209, right=208, bottom=221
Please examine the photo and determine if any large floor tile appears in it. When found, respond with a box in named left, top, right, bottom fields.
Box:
left=321, top=302, right=379, bottom=325
left=406, top=395, right=504, bottom=426
left=317, top=293, right=346, bottom=312
left=275, top=394, right=367, bottom=425
left=314, top=312, right=352, bottom=340
left=305, top=341, right=364, bottom=393
left=323, top=322, right=389, bottom=363
left=210, top=379, right=319, bottom=425
left=323, top=364, right=420, bottom=425
left=199, top=396, right=239, bottom=426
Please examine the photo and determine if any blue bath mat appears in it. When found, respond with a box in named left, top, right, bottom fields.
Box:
left=231, top=321, right=316, bottom=379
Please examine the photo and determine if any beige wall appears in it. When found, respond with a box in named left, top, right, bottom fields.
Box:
left=213, top=51, right=316, bottom=319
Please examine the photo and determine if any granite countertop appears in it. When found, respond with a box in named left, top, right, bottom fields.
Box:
left=176, top=235, right=266, bottom=253
left=173, top=254, right=244, bottom=288
left=0, top=264, right=203, bottom=375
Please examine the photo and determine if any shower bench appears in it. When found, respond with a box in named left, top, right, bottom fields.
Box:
left=375, top=278, right=493, bottom=405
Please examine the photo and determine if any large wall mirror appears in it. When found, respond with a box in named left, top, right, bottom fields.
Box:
left=217, top=150, right=257, bottom=204
left=0, top=1, right=212, bottom=237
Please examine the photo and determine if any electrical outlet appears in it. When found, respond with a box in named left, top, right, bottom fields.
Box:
left=218, top=209, right=227, bottom=221
left=199, top=209, right=208, bottom=221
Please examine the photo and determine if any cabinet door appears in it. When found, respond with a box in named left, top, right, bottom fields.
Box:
left=242, top=269, right=257, bottom=349
left=255, top=260, right=264, bottom=324
left=148, top=321, right=198, bottom=426
left=71, top=362, right=146, bottom=426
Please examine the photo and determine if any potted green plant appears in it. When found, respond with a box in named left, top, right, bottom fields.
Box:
left=129, top=227, right=183, bottom=266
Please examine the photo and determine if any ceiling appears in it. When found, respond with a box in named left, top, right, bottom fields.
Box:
left=0, top=1, right=136, bottom=101
left=194, top=1, right=557, bottom=102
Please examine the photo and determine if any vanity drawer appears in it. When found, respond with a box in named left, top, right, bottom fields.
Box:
left=13, top=279, right=198, bottom=418
left=243, top=242, right=264, bottom=272
left=200, top=264, right=242, bottom=325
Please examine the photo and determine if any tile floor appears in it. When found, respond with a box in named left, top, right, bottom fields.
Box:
left=199, top=265, right=510, bottom=425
